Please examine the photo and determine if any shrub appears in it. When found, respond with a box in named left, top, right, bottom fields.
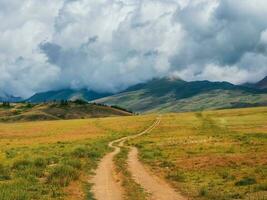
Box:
left=72, top=99, right=88, bottom=105
left=63, top=159, right=82, bottom=169
left=47, top=165, right=79, bottom=187
left=5, top=149, right=17, bottom=159
left=0, top=164, right=11, bottom=181
left=87, top=149, right=102, bottom=160
left=235, top=177, right=256, bottom=186
left=33, top=158, right=47, bottom=168
left=72, top=147, right=87, bottom=158
left=12, top=159, right=32, bottom=170
left=199, top=186, right=208, bottom=196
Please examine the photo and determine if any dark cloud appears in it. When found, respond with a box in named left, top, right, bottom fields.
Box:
left=0, top=0, right=267, bottom=97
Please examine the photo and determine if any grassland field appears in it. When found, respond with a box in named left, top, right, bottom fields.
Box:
left=0, top=107, right=266, bottom=200
left=129, top=107, right=267, bottom=200
left=0, top=115, right=155, bottom=200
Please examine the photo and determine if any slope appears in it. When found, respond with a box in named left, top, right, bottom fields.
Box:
left=27, top=89, right=111, bottom=103
left=0, top=102, right=132, bottom=122
left=95, top=78, right=267, bottom=113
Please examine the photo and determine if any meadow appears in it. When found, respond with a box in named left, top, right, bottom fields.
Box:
left=0, top=115, right=154, bottom=200
left=130, top=107, right=267, bottom=200
left=0, top=107, right=266, bottom=200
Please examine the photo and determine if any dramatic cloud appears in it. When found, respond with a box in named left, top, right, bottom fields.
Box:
left=0, top=0, right=267, bottom=97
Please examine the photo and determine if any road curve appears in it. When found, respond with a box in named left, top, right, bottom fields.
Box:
left=91, top=117, right=161, bottom=200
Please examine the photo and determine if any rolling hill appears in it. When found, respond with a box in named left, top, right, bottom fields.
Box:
left=26, top=88, right=110, bottom=103
left=95, top=77, right=267, bottom=113
left=0, top=101, right=132, bottom=122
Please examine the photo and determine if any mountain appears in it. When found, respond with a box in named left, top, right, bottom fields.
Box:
left=27, top=89, right=111, bottom=103
left=0, top=101, right=132, bottom=122
left=256, top=76, right=267, bottom=89
left=0, top=92, right=22, bottom=102
left=95, top=77, right=267, bottom=113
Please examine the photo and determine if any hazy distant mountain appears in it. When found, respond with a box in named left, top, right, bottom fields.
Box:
left=95, top=77, right=267, bottom=113
left=0, top=92, right=22, bottom=102
left=27, top=89, right=111, bottom=103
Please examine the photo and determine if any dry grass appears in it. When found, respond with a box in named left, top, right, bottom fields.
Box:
left=131, top=107, right=267, bottom=200
left=0, top=115, right=155, bottom=200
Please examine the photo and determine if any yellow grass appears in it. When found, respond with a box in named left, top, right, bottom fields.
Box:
left=0, top=115, right=155, bottom=200
left=131, top=107, right=267, bottom=200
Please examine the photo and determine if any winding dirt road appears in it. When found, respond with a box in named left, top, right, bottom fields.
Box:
left=128, top=147, right=185, bottom=200
left=91, top=116, right=185, bottom=200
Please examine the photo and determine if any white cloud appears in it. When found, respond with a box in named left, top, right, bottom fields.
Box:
left=0, top=0, right=267, bottom=97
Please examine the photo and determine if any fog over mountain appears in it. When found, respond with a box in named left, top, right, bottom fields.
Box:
left=1, top=0, right=267, bottom=98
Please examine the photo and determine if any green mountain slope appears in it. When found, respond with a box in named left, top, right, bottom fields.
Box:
left=95, top=78, right=267, bottom=113
left=27, top=89, right=110, bottom=103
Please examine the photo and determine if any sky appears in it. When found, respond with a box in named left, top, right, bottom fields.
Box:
left=1, top=0, right=267, bottom=98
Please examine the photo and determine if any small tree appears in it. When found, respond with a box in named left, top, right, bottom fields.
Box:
left=60, top=100, right=68, bottom=106
left=2, top=102, right=10, bottom=107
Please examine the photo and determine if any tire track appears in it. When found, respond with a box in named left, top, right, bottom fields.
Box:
left=91, top=118, right=161, bottom=200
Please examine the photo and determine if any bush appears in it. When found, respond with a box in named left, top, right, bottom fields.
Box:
left=235, top=177, right=256, bottom=186
left=72, top=147, right=88, bottom=158
left=63, top=159, right=82, bottom=169
left=87, top=149, right=102, bottom=160
left=72, top=99, right=88, bottom=105
left=47, top=165, right=79, bottom=187
left=199, top=186, right=208, bottom=196
left=0, top=164, right=11, bottom=181
left=12, top=159, right=32, bottom=170
left=33, top=158, right=47, bottom=168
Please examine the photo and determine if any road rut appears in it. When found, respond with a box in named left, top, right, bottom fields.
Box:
left=91, top=117, right=185, bottom=200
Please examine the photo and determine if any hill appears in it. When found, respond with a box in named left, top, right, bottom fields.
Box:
left=95, top=78, right=267, bottom=113
left=0, top=101, right=132, bottom=122
left=26, top=88, right=111, bottom=103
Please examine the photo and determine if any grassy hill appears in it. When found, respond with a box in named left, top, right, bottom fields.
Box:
left=96, top=78, right=267, bottom=113
left=0, top=101, right=132, bottom=122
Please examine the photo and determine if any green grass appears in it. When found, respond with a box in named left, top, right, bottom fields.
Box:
left=0, top=138, right=111, bottom=200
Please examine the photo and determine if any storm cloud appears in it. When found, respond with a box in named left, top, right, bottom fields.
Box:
left=0, top=0, right=267, bottom=97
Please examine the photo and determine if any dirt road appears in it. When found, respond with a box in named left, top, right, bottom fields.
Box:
left=128, top=147, right=185, bottom=200
left=91, top=117, right=184, bottom=200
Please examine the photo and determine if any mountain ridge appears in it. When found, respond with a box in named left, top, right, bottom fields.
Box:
left=26, top=88, right=111, bottom=103
left=4, top=76, right=267, bottom=113
left=95, top=77, right=267, bottom=113
left=0, top=92, right=23, bottom=102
